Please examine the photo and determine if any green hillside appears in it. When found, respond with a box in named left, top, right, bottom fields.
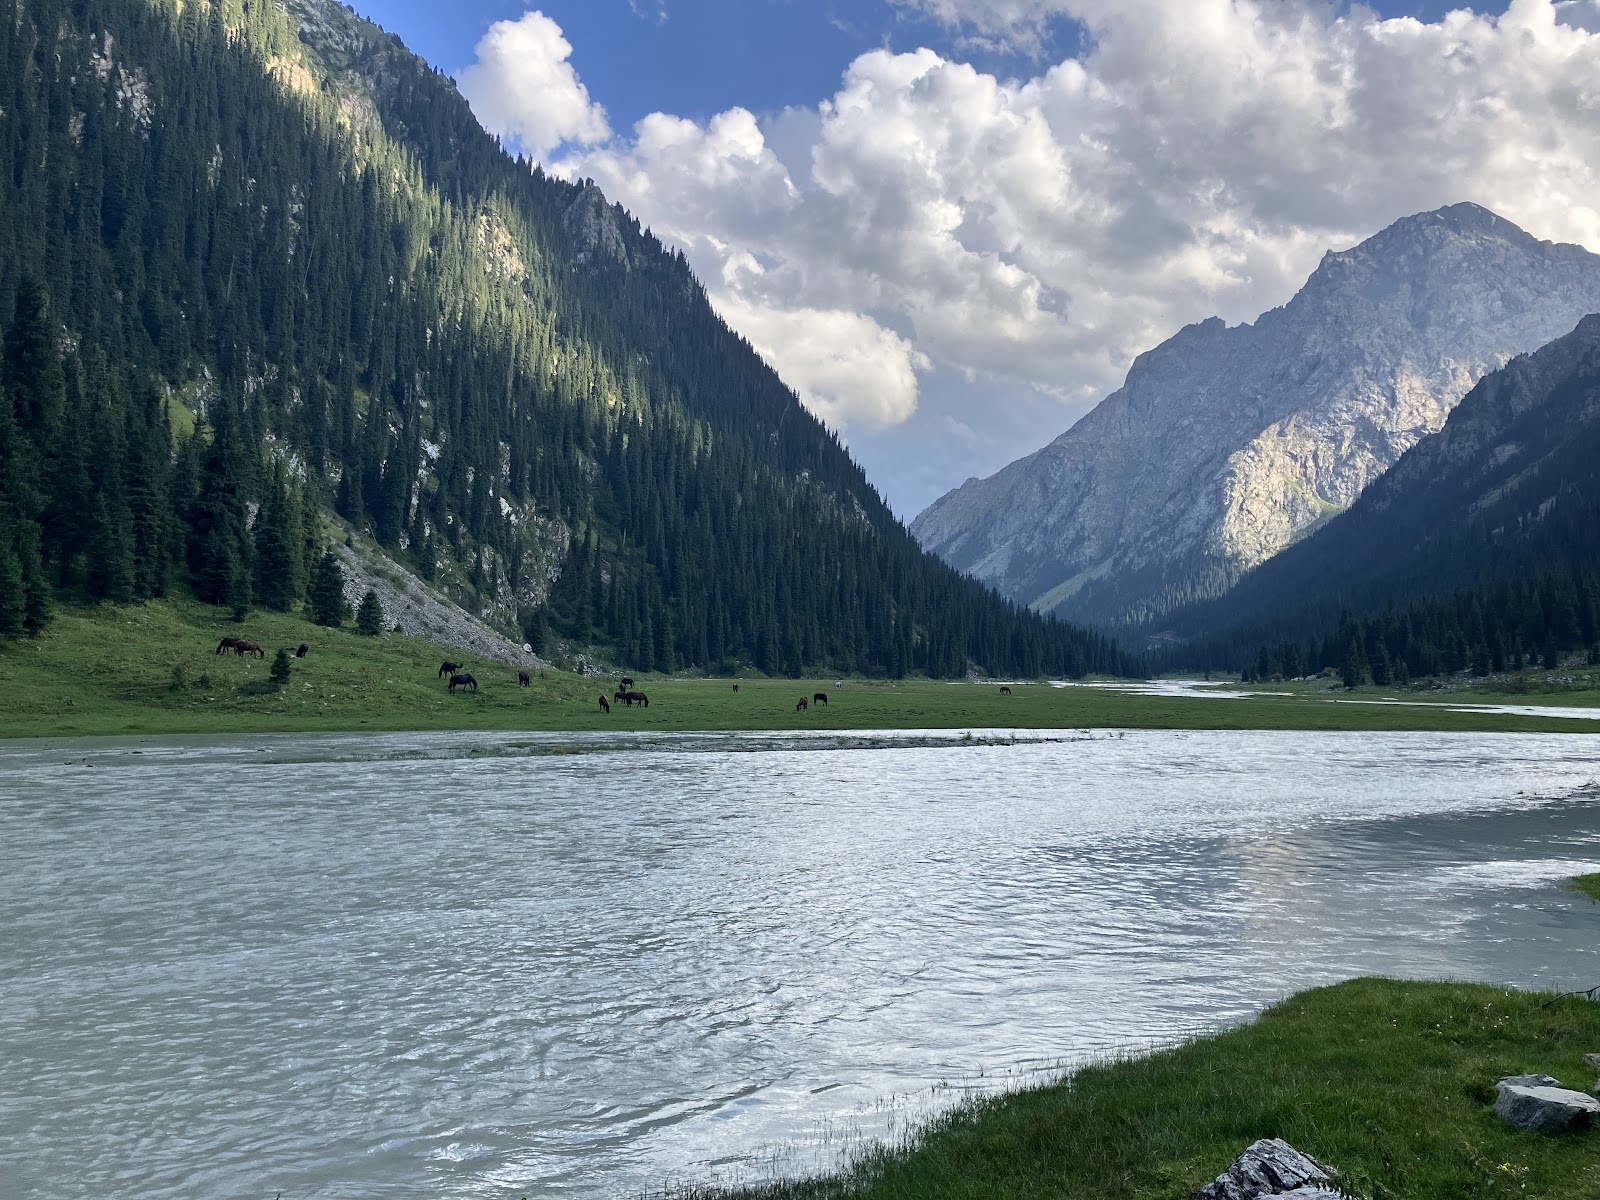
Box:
left=0, top=0, right=1126, bottom=680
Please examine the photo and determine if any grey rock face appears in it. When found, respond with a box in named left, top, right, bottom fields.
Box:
left=1494, top=1081, right=1600, bottom=1132
left=910, top=204, right=1600, bottom=624
left=1195, top=1138, right=1334, bottom=1200
left=1499, top=1074, right=1563, bottom=1088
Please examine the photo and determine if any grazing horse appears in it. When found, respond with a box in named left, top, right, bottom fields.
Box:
left=620, top=676, right=635, bottom=689
left=296, top=643, right=309, bottom=659
left=614, top=688, right=628, bottom=703
left=621, top=690, right=649, bottom=708
left=215, top=636, right=240, bottom=655
left=796, top=696, right=808, bottom=712
left=732, top=683, right=739, bottom=693
left=448, top=673, right=478, bottom=692
left=812, top=692, right=828, bottom=706
left=598, top=694, right=611, bottom=713
left=439, top=661, right=461, bottom=679
left=233, top=640, right=265, bottom=658
left=1000, top=686, right=1012, bottom=695
left=518, top=671, right=530, bottom=687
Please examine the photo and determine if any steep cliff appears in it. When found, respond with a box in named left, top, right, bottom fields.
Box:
left=911, top=205, right=1600, bottom=625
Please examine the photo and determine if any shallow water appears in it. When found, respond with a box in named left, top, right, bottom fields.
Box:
left=3, top=728, right=1600, bottom=1198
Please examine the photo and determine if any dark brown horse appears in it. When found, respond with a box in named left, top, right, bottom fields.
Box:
left=620, top=690, right=649, bottom=707
left=796, top=696, right=808, bottom=711
left=598, top=694, right=611, bottom=713
left=296, top=643, right=309, bottom=659
left=732, top=683, right=739, bottom=693
left=620, top=676, right=635, bottom=689
left=439, top=661, right=462, bottom=678
left=999, top=686, right=1012, bottom=695
left=215, top=636, right=240, bottom=655
left=518, top=671, right=530, bottom=687
left=812, top=692, right=828, bottom=706
left=448, top=673, right=478, bottom=692
left=233, top=640, right=265, bottom=658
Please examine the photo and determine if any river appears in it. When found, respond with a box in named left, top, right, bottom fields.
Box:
left=2, top=728, right=1599, bottom=1197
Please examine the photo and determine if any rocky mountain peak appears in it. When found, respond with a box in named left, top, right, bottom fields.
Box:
left=911, top=205, right=1600, bottom=626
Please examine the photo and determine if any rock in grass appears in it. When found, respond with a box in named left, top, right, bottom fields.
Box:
left=1494, top=1081, right=1600, bottom=1132
left=1584, top=1053, right=1600, bottom=1068
left=1195, top=1138, right=1334, bottom=1199
left=1499, top=1073, right=1563, bottom=1088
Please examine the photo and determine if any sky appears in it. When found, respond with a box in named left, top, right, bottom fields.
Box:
left=353, top=0, right=1600, bottom=518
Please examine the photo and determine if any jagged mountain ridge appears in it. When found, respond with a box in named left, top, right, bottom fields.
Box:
left=911, top=204, right=1600, bottom=625
left=1180, top=312, right=1600, bottom=647
left=0, top=0, right=1127, bottom=677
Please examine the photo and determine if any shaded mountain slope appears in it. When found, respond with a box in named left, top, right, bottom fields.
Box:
left=1167, top=312, right=1600, bottom=666
left=0, top=0, right=1126, bottom=677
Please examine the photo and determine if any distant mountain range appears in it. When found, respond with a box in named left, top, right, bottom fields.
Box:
left=911, top=204, right=1600, bottom=627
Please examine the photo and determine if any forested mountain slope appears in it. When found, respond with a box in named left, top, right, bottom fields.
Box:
left=911, top=205, right=1600, bottom=627
left=0, top=0, right=1125, bottom=677
left=1165, top=315, right=1600, bottom=679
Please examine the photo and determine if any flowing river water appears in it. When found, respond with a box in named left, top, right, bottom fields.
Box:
left=3, top=728, right=1600, bottom=1198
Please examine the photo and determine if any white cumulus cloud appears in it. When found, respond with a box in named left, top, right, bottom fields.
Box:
left=463, top=1, right=1600, bottom=515
left=456, top=11, right=610, bottom=160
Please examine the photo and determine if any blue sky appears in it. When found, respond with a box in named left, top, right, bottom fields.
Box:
left=358, top=1, right=1462, bottom=133
left=342, top=1, right=1600, bottom=519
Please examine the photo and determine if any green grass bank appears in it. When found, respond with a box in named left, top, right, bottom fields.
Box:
left=4, top=600, right=1600, bottom=738
left=684, top=978, right=1600, bottom=1200
left=1569, top=875, right=1600, bottom=904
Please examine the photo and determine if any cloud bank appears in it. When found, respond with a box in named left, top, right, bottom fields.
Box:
left=461, top=1, right=1600, bottom=512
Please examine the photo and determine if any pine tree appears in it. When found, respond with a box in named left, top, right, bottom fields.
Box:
left=310, top=550, right=347, bottom=628
left=270, top=647, right=292, bottom=688
left=356, top=589, right=384, bottom=636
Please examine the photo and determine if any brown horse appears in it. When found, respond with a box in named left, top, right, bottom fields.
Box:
left=999, top=686, right=1012, bottom=695
left=732, top=683, right=740, bottom=693
left=812, top=692, right=828, bottom=706
left=620, top=676, right=635, bottom=689
left=296, top=643, right=309, bottom=659
left=448, top=673, right=477, bottom=692
left=620, top=690, right=649, bottom=707
left=598, top=694, right=611, bottom=713
left=796, top=697, right=808, bottom=711
left=215, top=636, right=240, bottom=655
left=439, top=661, right=462, bottom=678
left=233, top=640, right=265, bottom=658
left=613, top=688, right=628, bottom=703
left=518, top=671, right=530, bottom=687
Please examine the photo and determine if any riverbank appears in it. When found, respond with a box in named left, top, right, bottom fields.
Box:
left=5, top=600, right=1600, bottom=737
left=682, top=978, right=1600, bottom=1200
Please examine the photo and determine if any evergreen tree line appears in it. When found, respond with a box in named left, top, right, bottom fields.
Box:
left=1169, top=494, right=1600, bottom=687
left=0, top=0, right=1130, bottom=677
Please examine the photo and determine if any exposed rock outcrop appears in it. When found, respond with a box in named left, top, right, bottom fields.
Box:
left=1195, top=1138, right=1336, bottom=1200
left=911, top=205, right=1600, bottom=625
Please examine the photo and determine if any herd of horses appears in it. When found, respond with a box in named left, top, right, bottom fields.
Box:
left=215, top=636, right=308, bottom=659
left=210, top=638, right=1017, bottom=711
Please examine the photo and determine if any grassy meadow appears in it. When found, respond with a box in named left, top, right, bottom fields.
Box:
left=684, top=978, right=1600, bottom=1200
left=4, top=599, right=1600, bottom=738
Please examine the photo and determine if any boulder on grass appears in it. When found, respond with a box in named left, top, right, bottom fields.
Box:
left=1196, top=1138, right=1335, bottom=1200
left=1499, top=1074, right=1562, bottom=1088
left=1494, top=1079, right=1600, bottom=1132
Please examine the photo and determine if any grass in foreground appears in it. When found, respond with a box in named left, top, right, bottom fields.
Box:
left=4, top=600, right=1600, bottom=738
left=682, top=979, right=1600, bottom=1200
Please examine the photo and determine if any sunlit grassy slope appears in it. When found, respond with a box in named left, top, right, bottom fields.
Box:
left=686, top=979, right=1600, bottom=1200
left=2, top=601, right=1600, bottom=738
